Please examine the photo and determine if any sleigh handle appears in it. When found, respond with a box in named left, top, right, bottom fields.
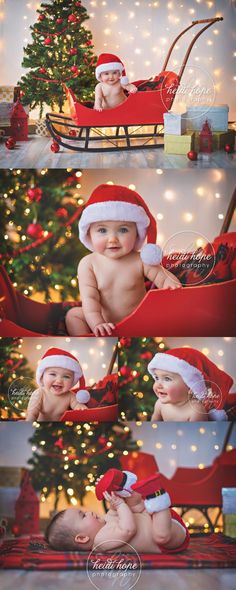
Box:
left=163, top=17, right=223, bottom=80
left=220, top=187, right=236, bottom=235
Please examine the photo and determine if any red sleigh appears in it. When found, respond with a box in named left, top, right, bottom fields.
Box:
left=60, top=372, right=118, bottom=422
left=1, top=231, right=236, bottom=337
left=46, top=17, right=223, bottom=152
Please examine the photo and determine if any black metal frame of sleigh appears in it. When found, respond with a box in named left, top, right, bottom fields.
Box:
left=46, top=17, right=223, bottom=152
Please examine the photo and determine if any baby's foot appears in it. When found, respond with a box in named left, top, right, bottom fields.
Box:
left=95, top=469, right=137, bottom=500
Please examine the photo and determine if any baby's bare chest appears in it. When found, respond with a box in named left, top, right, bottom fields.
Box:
left=94, top=260, right=143, bottom=292
left=101, top=84, right=124, bottom=98
left=161, top=403, right=192, bottom=421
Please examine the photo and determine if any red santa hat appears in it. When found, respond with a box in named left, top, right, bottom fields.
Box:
left=148, top=347, right=233, bottom=421
left=78, top=184, right=162, bottom=265
left=36, top=347, right=90, bottom=403
left=95, top=52, right=129, bottom=85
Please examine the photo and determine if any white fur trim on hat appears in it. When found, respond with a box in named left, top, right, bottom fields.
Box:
left=144, top=492, right=171, bottom=514
left=148, top=353, right=207, bottom=400
left=79, top=201, right=150, bottom=251
left=96, top=61, right=123, bottom=81
left=36, top=355, right=82, bottom=387
left=116, top=470, right=138, bottom=498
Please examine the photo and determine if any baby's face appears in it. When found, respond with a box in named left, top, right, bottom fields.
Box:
left=89, top=220, right=137, bottom=258
left=62, top=507, right=105, bottom=545
left=100, top=69, right=121, bottom=84
left=41, top=367, right=74, bottom=395
left=153, top=369, right=190, bottom=405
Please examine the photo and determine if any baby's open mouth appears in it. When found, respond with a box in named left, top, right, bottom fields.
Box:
left=52, top=385, right=63, bottom=392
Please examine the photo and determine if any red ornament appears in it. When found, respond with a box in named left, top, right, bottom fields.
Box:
left=68, top=130, right=77, bottom=137
left=39, top=67, right=47, bottom=74
left=6, top=359, right=14, bottom=366
left=38, top=14, right=45, bottom=21
left=86, top=40, right=92, bottom=46
left=224, top=144, right=233, bottom=153
left=56, top=207, right=68, bottom=218
left=199, top=119, right=213, bottom=153
left=26, top=223, right=44, bottom=239
left=120, top=366, right=128, bottom=376
left=56, top=18, right=63, bottom=24
left=70, top=65, right=79, bottom=73
left=69, top=48, right=77, bottom=55
left=10, top=100, right=28, bottom=142
left=75, top=1, right=81, bottom=5
left=120, top=337, right=131, bottom=347
left=68, top=14, right=77, bottom=23
left=5, top=137, right=15, bottom=150
left=44, top=37, right=51, bottom=45
left=140, top=351, right=153, bottom=360
left=50, top=141, right=60, bottom=153
left=12, top=524, right=20, bottom=537
left=27, top=187, right=42, bottom=202
left=54, top=437, right=64, bottom=449
left=187, top=150, right=198, bottom=161
left=98, top=436, right=107, bottom=445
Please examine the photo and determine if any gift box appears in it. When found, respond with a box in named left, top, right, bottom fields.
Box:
left=164, top=111, right=187, bottom=135
left=222, top=488, right=236, bottom=538
left=0, top=102, right=13, bottom=126
left=194, top=129, right=235, bottom=151
left=186, top=105, right=229, bottom=132
left=0, top=86, right=21, bottom=103
left=164, top=132, right=194, bottom=154
left=35, top=118, right=50, bottom=137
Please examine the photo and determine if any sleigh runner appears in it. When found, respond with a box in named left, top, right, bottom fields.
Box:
left=46, top=17, right=223, bottom=152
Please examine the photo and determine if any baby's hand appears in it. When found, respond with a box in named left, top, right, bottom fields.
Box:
left=128, top=84, right=138, bottom=94
left=95, top=106, right=103, bottom=112
left=163, top=276, right=182, bottom=290
left=76, top=403, right=88, bottom=410
left=94, top=322, right=115, bottom=336
left=104, top=491, right=125, bottom=509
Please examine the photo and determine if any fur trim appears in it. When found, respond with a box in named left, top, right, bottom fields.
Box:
left=208, top=408, right=228, bottom=421
left=116, top=471, right=138, bottom=497
left=96, top=62, right=123, bottom=80
left=144, top=492, right=171, bottom=514
left=148, top=353, right=207, bottom=399
left=36, top=355, right=82, bottom=387
left=75, top=390, right=90, bottom=404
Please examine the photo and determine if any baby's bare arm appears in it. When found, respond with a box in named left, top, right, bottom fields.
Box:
left=151, top=399, right=163, bottom=421
left=94, top=83, right=103, bottom=111
left=189, top=400, right=209, bottom=422
left=122, top=82, right=138, bottom=94
left=94, top=493, right=137, bottom=550
left=25, top=388, right=43, bottom=421
left=144, top=263, right=181, bottom=290
left=78, top=257, right=115, bottom=336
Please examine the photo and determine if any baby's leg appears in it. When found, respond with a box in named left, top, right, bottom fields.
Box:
left=65, top=307, right=91, bottom=336
left=151, top=511, right=187, bottom=550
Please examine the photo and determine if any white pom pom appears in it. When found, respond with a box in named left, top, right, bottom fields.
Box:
left=208, top=408, right=228, bottom=421
left=120, top=76, right=129, bottom=86
left=76, top=390, right=90, bottom=404
left=140, top=243, right=163, bottom=266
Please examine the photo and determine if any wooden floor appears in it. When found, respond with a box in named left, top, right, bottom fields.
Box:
left=1, top=569, right=236, bottom=590
left=0, top=136, right=236, bottom=169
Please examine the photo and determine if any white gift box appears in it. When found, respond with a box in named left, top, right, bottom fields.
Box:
left=0, top=487, right=20, bottom=517
left=222, top=488, right=236, bottom=514
left=186, top=105, right=229, bottom=132
left=164, top=111, right=187, bottom=135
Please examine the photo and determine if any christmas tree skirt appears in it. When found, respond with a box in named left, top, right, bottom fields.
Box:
left=0, top=534, right=235, bottom=570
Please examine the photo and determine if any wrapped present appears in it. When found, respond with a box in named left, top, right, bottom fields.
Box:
left=164, top=111, right=187, bottom=135
left=222, top=487, right=236, bottom=538
left=0, top=102, right=13, bottom=126
left=186, top=105, right=229, bottom=132
left=194, top=129, right=235, bottom=151
left=164, top=132, right=194, bottom=154
left=0, top=86, right=14, bottom=102
left=35, top=118, right=50, bottom=137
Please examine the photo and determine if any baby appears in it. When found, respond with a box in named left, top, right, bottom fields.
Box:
left=94, top=53, right=137, bottom=111
left=25, top=347, right=90, bottom=422
left=65, top=184, right=181, bottom=336
left=45, top=469, right=189, bottom=554
left=148, top=347, right=233, bottom=422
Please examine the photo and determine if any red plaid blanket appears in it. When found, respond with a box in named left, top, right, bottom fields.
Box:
left=0, top=534, right=235, bottom=570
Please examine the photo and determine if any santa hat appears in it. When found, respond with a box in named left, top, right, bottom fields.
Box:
left=148, top=347, right=233, bottom=421
left=78, top=184, right=162, bottom=265
left=36, top=347, right=90, bottom=404
left=95, top=53, right=129, bottom=85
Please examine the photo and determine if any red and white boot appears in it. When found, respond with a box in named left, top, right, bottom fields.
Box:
left=131, top=474, right=171, bottom=514
left=95, top=469, right=137, bottom=501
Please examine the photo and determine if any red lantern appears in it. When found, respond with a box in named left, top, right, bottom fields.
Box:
left=10, top=100, right=28, bottom=141
left=13, top=471, right=39, bottom=535
left=199, top=119, right=213, bottom=153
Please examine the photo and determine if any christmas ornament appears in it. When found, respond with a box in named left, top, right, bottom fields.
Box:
left=56, top=18, right=63, bottom=24
left=68, top=14, right=77, bottom=23
left=26, top=223, right=44, bottom=239
left=120, top=366, right=128, bottom=376
left=224, top=144, right=234, bottom=153
left=187, top=150, right=198, bottom=161
left=50, top=141, right=60, bottom=153
left=44, top=38, right=51, bottom=46
left=70, top=65, right=79, bottom=73
left=86, top=40, right=92, bottom=46
left=38, top=14, right=45, bottom=21
left=69, top=48, right=77, bottom=55
left=120, top=337, right=132, bottom=347
left=54, top=437, right=64, bottom=449
left=75, top=1, right=81, bottom=5
left=39, top=67, right=47, bottom=74
left=6, top=359, right=14, bottom=366
left=98, top=436, right=107, bottom=445
left=56, top=207, right=68, bottom=218
left=140, top=351, right=153, bottom=360
left=5, top=137, right=15, bottom=150
left=27, top=187, right=42, bottom=202
left=12, top=524, right=20, bottom=537
left=68, top=129, right=77, bottom=137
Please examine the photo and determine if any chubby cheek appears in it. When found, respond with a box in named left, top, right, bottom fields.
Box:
left=90, top=235, right=106, bottom=253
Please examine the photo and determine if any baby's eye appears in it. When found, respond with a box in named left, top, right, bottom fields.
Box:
left=97, top=227, right=107, bottom=234
left=63, top=375, right=71, bottom=379
left=119, top=227, right=129, bottom=233
left=164, top=377, right=172, bottom=382
left=154, top=375, right=159, bottom=381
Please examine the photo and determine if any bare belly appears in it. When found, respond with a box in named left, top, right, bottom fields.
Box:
left=101, top=284, right=146, bottom=323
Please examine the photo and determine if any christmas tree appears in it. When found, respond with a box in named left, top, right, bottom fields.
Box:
left=0, top=169, right=87, bottom=302
left=28, top=423, right=138, bottom=509
left=19, top=0, right=97, bottom=115
left=0, top=338, right=34, bottom=419
left=118, top=337, right=169, bottom=421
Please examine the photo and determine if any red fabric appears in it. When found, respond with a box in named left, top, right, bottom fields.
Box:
left=0, top=533, right=236, bottom=569
left=60, top=374, right=118, bottom=422
left=158, top=509, right=190, bottom=554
